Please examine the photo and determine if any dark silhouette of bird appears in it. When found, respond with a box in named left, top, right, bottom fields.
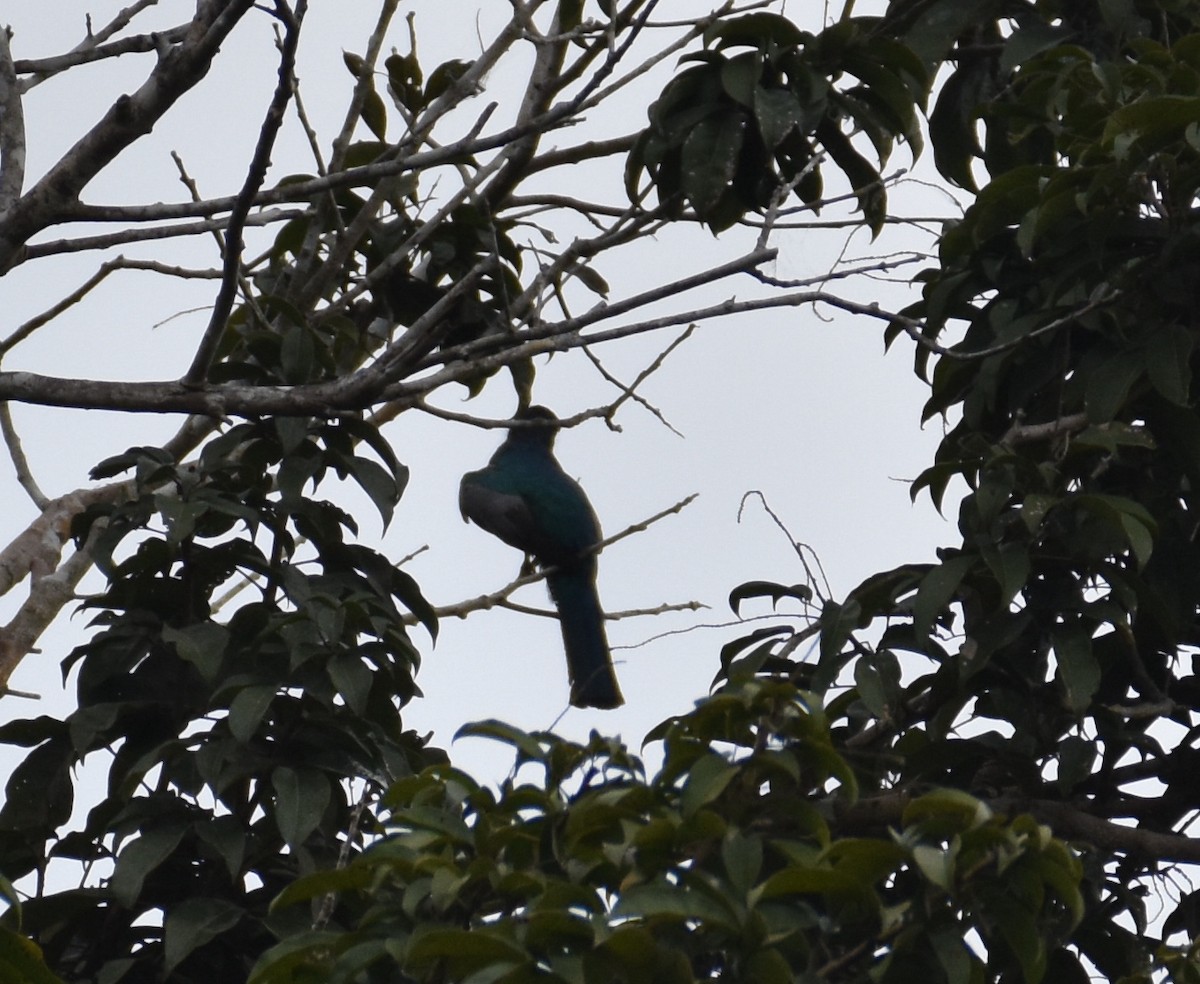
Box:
left=459, top=406, right=623, bottom=709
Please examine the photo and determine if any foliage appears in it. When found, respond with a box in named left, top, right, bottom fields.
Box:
left=2, top=0, right=1200, bottom=982
left=625, top=11, right=926, bottom=233
left=0, top=424, right=437, bottom=981
left=251, top=687, right=1081, bottom=984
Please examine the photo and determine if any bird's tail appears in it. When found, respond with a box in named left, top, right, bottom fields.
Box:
left=547, top=568, right=623, bottom=709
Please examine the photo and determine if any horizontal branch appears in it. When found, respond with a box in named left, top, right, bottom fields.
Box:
left=421, top=493, right=698, bottom=624
left=22, top=207, right=306, bottom=261
left=835, top=790, right=1200, bottom=865
left=14, top=25, right=193, bottom=87
left=0, top=246, right=787, bottom=415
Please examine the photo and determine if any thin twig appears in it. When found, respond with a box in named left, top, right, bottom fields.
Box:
left=184, top=0, right=306, bottom=384
left=0, top=404, right=47, bottom=508
left=427, top=493, right=698, bottom=624
left=0, top=26, right=26, bottom=212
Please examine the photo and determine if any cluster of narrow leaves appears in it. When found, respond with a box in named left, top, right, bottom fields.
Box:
left=722, top=3, right=1200, bottom=980
left=626, top=12, right=926, bottom=233
left=0, top=418, right=438, bottom=983
left=249, top=678, right=1082, bottom=984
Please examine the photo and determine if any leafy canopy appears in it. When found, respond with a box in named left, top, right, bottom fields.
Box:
left=2, top=1, right=1200, bottom=983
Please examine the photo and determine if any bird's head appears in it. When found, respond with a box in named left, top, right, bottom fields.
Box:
left=510, top=405, right=561, bottom=448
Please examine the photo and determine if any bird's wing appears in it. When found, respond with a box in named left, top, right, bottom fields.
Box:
left=459, top=474, right=553, bottom=557
left=460, top=455, right=601, bottom=565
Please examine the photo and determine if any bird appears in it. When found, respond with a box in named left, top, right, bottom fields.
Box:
left=458, top=406, right=624, bottom=709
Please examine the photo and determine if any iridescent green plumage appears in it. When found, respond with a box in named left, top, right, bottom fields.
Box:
left=459, top=407, right=623, bottom=709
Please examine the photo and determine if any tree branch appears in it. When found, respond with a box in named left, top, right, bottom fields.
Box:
left=0, top=26, right=25, bottom=212
left=183, top=0, right=306, bottom=384
left=0, top=0, right=258, bottom=269
left=834, top=791, right=1200, bottom=865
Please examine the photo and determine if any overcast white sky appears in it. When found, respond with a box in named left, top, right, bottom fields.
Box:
left=0, top=1, right=958, bottom=784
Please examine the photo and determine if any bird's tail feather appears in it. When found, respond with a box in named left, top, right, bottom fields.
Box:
left=547, top=569, right=623, bottom=709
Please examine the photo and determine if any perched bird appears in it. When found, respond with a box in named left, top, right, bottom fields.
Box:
left=459, top=406, right=623, bottom=709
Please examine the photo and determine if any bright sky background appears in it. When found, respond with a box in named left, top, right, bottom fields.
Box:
left=0, top=1, right=958, bottom=787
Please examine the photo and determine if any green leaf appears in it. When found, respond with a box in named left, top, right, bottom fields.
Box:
left=1144, top=324, right=1193, bottom=405
left=744, top=948, right=793, bottom=984
left=814, top=599, right=861, bottom=694
left=899, top=0, right=997, bottom=66
left=1103, top=95, right=1200, bottom=153
left=903, top=789, right=991, bottom=833
left=424, top=59, right=472, bottom=104
left=109, top=824, right=188, bottom=908
left=0, top=927, right=65, bottom=984
left=913, top=842, right=957, bottom=891
left=280, top=325, right=315, bottom=383
left=927, top=65, right=981, bottom=191
left=981, top=542, right=1030, bottom=607
left=703, top=12, right=807, bottom=50
left=756, top=865, right=868, bottom=904
left=998, top=22, right=1068, bottom=73
left=681, top=753, right=737, bottom=817
left=270, top=865, right=373, bottom=912
left=406, top=927, right=526, bottom=977
left=1084, top=349, right=1144, bottom=423
left=248, top=932, right=345, bottom=984
left=720, top=52, right=759, bottom=107
left=754, top=87, right=807, bottom=150
left=1074, top=493, right=1157, bottom=568
left=0, top=873, right=20, bottom=926
left=853, top=652, right=901, bottom=720
left=1053, top=626, right=1099, bottom=714
left=454, top=719, right=547, bottom=761
left=195, top=816, right=246, bottom=883
left=328, top=654, right=373, bottom=715
left=913, top=554, right=974, bottom=640
left=721, top=829, right=763, bottom=897
left=392, top=566, right=438, bottom=641
left=572, top=263, right=610, bottom=297
left=729, top=580, right=812, bottom=615
left=163, top=898, right=243, bottom=976
left=347, top=454, right=399, bottom=527
left=990, top=890, right=1046, bottom=984
left=342, top=51, right=366, bottom=79
left=163, top=622, right=229, bottom=684
left=1056, top=735, right=1096, bottom=794
left=361, top=87, right=388, bottom=141
left=681, top=110, right=746, bottom=219
left=929, top=926, right=976, bottom=984
left=276, top=441, right=323, bottom=505
left=815, top=118, right=885, bottom=234
left=272, top=767, right=331, bottom=847
left=613, top=881, right=736, bottom=928
left=228, top=685, right=275, bottom=743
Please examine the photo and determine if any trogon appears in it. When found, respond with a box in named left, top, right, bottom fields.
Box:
left=459, top=406, right=623, bottom=709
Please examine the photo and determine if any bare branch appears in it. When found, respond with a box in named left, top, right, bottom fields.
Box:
left=426, top=492, right=698, bottom=623
left=183, top=0, right=306, bottom=385
left=0, top=0, right=258, bottom=269
left=0, top=544, right=92, bottom=691
left=835, top=792, right=1200, bottom=866
left=0, top=403, right=47, bottom=508
left=22, top=207, right=306, bottom=261
left=14, top=25, right=192, bottom=90
left=0, top=26, right=25, bottom=211
left=586, top=324, right=693, bottom=436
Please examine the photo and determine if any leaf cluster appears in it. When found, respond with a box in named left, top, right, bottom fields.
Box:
left=0, top=418, right=439, bottom=983
left=250, top=680, right=1082, bottom=984
left=9, top=2, right=1200, bottom=982
left=626, top=12, right=927, bottom=233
